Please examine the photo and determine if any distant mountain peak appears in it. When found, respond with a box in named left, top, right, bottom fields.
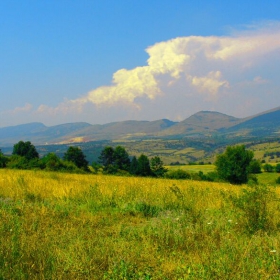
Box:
left=1, top=106, right=280, bottom=146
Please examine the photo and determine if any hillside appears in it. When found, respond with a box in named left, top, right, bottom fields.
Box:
left=67, top=119, right=177, bottom=141
left=158, top=111, right=241, bottom=136
left=1, top=106, right=280, bottom=147
left=222, top=106, right=280, bottom=137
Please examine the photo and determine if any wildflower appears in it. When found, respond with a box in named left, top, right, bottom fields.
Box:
left=270, top=250, right=277, bottom=253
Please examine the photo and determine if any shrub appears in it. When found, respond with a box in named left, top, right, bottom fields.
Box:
left=0, top=152, right=8, bottom=168
left=248, top=160, right=262, bottom=174
left=192, top=171, right=219, bottom=182
left=62, top=161, right=83, bottom=173
left=7, top=155, right=30, bottom=169
left=165, top=169, right=191, bottom=179
left=41, top=153, right=64, bottom=171
left=206, top=171, right=219, bottom=182
left=275, top=163, right=280, bottom=173
left=229, top=184, right=275, bottom=234
left=91, top=161, right=102, bottom=173
left=263, top=163, right=274, bottom=172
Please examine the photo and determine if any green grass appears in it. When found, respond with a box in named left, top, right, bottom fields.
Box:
left=166, top=164, right=280, bottom=185
left=166, top=164, right=216, bottom=173
left=257, top=172, right=280, bottom=185
left=1, top=169, right=280, bottom=279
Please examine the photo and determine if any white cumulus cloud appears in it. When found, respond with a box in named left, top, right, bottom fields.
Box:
left=27, top=21, right=280, bottom=123
left=64, top=22, right=280, bottom=108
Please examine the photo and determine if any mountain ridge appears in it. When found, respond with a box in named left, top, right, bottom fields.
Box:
left=1, top=106, right=280, bottom=146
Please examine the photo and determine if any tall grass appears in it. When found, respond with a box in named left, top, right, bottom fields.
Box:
left=0, top=169, right=280, bottom=279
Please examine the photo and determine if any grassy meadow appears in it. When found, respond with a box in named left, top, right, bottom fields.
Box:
left=166, top=164, right=216, bottom=174
left=1, top=169, right=280, bottom=279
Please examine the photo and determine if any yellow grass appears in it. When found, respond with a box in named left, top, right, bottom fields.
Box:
left=166, top=164, right=216, bottom=173
left=1, top=169, right=280, bottom=279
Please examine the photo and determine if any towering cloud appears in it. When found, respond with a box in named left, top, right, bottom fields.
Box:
left=5, top=21, right=279, bottom=127
left=61, top=22, right=280, bottom=111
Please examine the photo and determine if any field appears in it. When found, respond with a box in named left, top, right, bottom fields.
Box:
left=1, top=169, right=280, bottom=279
left=166, top=164, right=216, bottom=174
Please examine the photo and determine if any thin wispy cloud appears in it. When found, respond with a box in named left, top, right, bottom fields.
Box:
left=9, top=103, right=33, bottom=114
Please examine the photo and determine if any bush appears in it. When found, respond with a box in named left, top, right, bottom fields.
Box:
left=192, top=171, right=219, bottom=182
left=61, top=161, right=84, bottom=173
left=275, top=176, right=280, bottom=184
left=248, top=174, right=259, bottom=185
left=275, top=163, right=280, bottom=173
left=7, top=155, right=31, bottom=169
left=91, top=161, right=102, bottom=173
left=0, top=152, right=8, bottom=168
left=41, top=153, right=64, bottom=171
left=165, top=169, right=191, bottom=180
left=263, top=163, right=274, bottom=172
left=248, top=160, right=262, bottom=174
left=206, top=171, right=220, bottom=182
left=229, top=184, right=275, bottom=234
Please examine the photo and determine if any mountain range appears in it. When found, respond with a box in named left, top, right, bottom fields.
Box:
left=1, top=106, right=280, bottom=147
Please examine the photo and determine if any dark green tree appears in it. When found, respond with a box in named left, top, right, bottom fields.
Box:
left=91, top=161, right=102, bottom=173
left=150, top=156, right=167, bottom=177
left=113, top=146, right=131, bottom=171
left=12, top=141, right=39, bottom=160
left=263, top=163, right=274, bottom=173
left=41, top=153, right=64, bottom=171
left=137, top=154, right=152, bottom=176
left=98, top=146, right=115, bottom=173
left=165, top=169, right=191, bottom=179
left=63, top=146, right=89, bottom=171
left=0, top=149, right=8, bottom=168
left=130, top=156, right=138, bottom=175
left=275, top=163, right=280, bottom=173
left=248, top=160, right=262, bottom=174
left=215, top=145, right=254, bottom=184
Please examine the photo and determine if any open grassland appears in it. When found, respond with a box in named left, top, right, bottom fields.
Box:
left=166, top=164, right=280, bottom=186
left=1, top=170, right=280, bottom=279
left=248, top=141, right=280, bottom=163
left=257, top=172, right=280, bottom=185
left=166, top=164, right=216, bottom=174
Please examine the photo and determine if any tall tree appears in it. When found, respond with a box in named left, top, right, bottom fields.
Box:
left=215, top=145, right=254, bottom=184
left=113, top=146, right=130, bottom=171
left=137, top=154, right=152, bottom=176
left=150, top=156, right=167, bottom=177
left=98, top=146, right=115, bottom=173
left=130, top=156, right=138, bottom=175
left=63, top=146, right=89, bottom=171
left=12, top=141, right=39, bottom=160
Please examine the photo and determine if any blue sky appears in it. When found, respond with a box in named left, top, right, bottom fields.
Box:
left=1, top=0, right=280, bottom=127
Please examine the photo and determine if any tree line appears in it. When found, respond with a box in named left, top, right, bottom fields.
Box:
left=0, top=141, right=167, bottom=177
left=1, top=141, right=280, bottom=184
